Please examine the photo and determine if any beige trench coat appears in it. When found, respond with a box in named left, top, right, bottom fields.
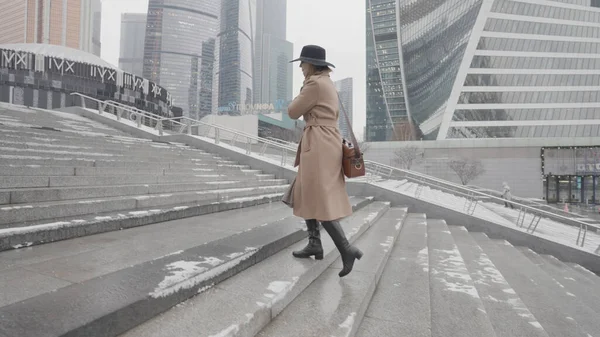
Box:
left=288, top=72, right=352, bottom=221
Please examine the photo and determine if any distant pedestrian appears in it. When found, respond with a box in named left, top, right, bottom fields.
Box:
left=502, top=182, right=514, bottom=209
left=286, top=45, right=362, bottom=278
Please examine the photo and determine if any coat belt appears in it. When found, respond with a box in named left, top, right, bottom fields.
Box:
left=304, top=121, right=338, bottom=129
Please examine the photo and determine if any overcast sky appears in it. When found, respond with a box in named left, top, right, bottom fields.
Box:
left=100, top=0, right=366, bottom=139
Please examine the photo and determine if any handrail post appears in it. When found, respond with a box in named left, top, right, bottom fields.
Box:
left=215, top=128, right=220, bottom=144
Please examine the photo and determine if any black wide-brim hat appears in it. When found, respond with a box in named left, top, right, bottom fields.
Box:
left=290, top=45, right=335, bottom=68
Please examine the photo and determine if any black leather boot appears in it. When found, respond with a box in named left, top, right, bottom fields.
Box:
left=292, top=219, right=324, bottom=260
left=321, top=220, right=363, bottom=277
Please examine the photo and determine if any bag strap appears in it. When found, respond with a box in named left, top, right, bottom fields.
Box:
left=337, top=92, right=361, bottom=158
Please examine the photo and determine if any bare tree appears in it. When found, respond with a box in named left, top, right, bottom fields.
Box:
left=356, top=141, right=370, bottom=154
left=393, top=145, right=421, bottom=170
left=447, top=158, right=486, bottom=185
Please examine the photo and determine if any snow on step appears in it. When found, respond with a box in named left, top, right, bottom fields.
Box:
left=256, top=207, right=407, bottom=337
left=449, top=227, right=549, bottom=337
left=518, top=248, right=600, bottom=317
left=471, top=233, right=596, bottom=337
left=427, top=220, right=496, bottom=337
left=357, top=213, right=430, bottom=337
left=120, top=199, right=387, bottom=337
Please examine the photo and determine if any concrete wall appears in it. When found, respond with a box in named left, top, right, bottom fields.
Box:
left=200, top=113, right=258, bottom=143
left=366, top=142, right=543, bottom=198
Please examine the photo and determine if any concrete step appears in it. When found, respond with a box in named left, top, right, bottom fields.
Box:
left=0, top=184, right=289, bottom=227
left=517, top=248, right=600, bottom=316
left=120, top=199, right=392, bottom=337
left=0, top=164, right=253, bottom=177
left=0, top=193, right=288, bottom=252
left=357, top=213, right=431, bottom=337
left=566, top=262, right=600, bottom=286
left=0, top=211, right=303, bottom=337
left=0, top=146, right=221, bottom=162
left=0, top=197, right=377, bottom=337
left=0, top=201, right=296, bottom=304
left=449, top=227, right=550, bottom=337
left=1, top=179, right=287, bottom=205
left=472, top=233, right=598, bottom=337
left=0, top=157, right=233, bottom=169
left=0, top=124, right=129, bottom=141
left=427, top=220, right=497, bottom=337
left=256, top=207, right=408, bottom=337
left=0, top=172, right=274, bottom=189
left=0, top=138, right=210, bottom=155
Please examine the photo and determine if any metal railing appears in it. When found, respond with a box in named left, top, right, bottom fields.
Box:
left=69, top=93, right=599, bottom=251
left=364, top=160, right=599, bottom=248
left=71, top=93, right=298, bottom=167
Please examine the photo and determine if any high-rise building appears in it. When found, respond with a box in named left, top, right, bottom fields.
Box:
left=119, top=13, right=146, bottom=77
left=0, top=0, right=101, bottom=57
left=365, top=0, right=410, bottom=142
left=335, top=77, right=354, bottom=140
left=366, top=0, right=600, bottom=141
left=143, top=1, right=220, bottom=119
left=217, top=0, right=256, bottom=114
left=253, top=0, right=293, bottom=107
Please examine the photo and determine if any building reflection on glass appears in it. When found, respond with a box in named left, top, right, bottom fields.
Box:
left=366, top=0, right=600, bottom=141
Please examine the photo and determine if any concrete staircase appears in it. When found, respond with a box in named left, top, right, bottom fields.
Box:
left=1, top=105, right=600, bottom=337
left=0, top=106, right=289, bottom=251
left=117, top=216, right=600, bottom=337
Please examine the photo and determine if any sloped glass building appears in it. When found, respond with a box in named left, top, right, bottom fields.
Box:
left=366, top=0, right=600, bottom=141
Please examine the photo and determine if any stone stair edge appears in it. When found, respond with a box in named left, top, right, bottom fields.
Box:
left=1, top=179, right=288, bottom=205
left=473, top=233, right=600, bottom=337
left=255, top=207, right=408, bottom=337
left=357, top=212, right=431, bottom=337
left=0, top=184, right=291, bottom=227
left=427, top=219, right=497, bottom=337
left=448, top=225, right=551, bottom=337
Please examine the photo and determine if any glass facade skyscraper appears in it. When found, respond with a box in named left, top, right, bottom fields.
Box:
left=253, top=0, right=293, bottom=107
left=336, top=77, right=354, bottom=140
left=119, top=13, right=146, bottom=77
left=143, top=0, right=220, bottom=119
left=217, top=0, right=256, bottom=113
left=366, top=0, right=600, bottom=141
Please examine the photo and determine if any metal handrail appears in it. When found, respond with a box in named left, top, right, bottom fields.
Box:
left=107, top=101, right=299, bottom=152
left=69, top=92, right=598, bottom=249
left=364, top=160, right=598, bottom=245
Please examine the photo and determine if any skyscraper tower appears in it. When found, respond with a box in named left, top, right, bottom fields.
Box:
left=253, top=0, right=293, bottom=107
left=119, top=13, right=146, bottom=77
left=0, top=0, right=102, bottom=56
left=143, top=1, right=220, bottom=119
left=217, top=0, right=257, bottom=114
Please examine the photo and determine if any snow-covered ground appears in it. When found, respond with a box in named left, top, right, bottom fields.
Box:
left=372, top=179, right=600, bottom=255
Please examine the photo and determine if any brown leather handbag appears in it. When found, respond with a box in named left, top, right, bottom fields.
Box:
left=338, top=93, right=366, bottom=178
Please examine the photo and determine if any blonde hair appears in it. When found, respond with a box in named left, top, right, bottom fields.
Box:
left=304, top=63, right=332, bottom=78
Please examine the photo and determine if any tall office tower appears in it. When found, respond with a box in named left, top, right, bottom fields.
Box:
left=253, top=0, right=293, bottom=107
left=143, top=1, right=220, bottom=119
left=217, top=0, right=257, bottom=114
left=366, top=0, right=600, bottom=141
left=119, top=13, right=146, bottom=77
left=336, top=77, right=354, bottom=140
left=0, top=0, right=101, bottom=56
